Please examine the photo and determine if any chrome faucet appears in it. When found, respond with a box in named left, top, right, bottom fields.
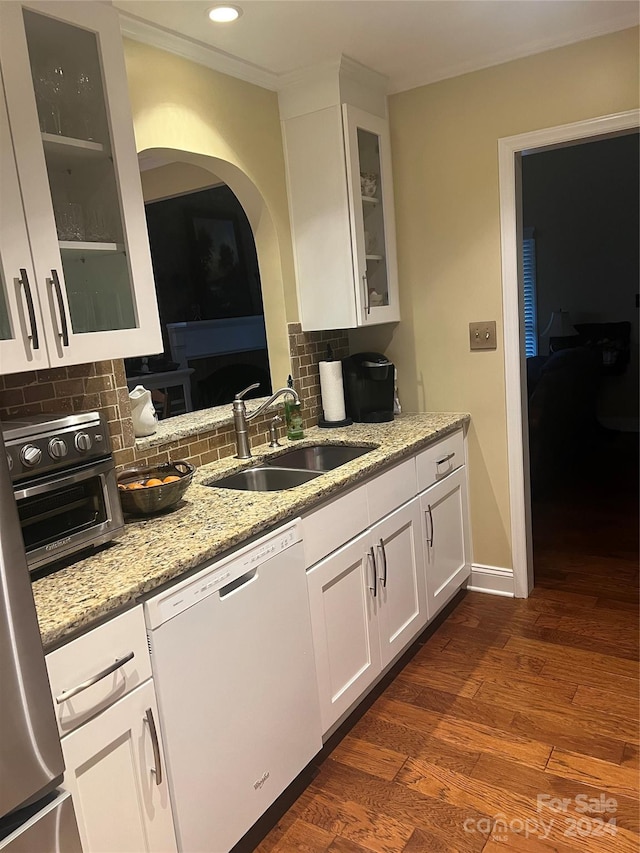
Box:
left=232, top=383, right=300, bottom=459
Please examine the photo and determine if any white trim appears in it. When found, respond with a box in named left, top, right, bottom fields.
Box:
left=118, top=9, right=638, bottom=97
left=467, top=564, right=515, bottom=597
left=118, top=12, right=279, bottom=91
left=498, top=109, right=640, bottom=600
left=388, top=15, right=639, bottom=94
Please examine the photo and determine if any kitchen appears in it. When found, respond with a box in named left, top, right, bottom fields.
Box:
left=0, top=2, right=638, bottom=851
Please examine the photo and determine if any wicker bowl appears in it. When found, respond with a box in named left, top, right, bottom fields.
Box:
left=117, top=460, right=195, bottom=516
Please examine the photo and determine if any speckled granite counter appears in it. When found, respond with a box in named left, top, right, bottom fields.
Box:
left=33, top=413, right=469, bottom=649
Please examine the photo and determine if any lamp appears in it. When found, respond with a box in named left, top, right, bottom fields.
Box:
left=541, top=309, right=579, bottom=353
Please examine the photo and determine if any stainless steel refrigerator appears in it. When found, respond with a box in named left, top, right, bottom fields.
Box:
left=0, top=431, right=82, bottom=851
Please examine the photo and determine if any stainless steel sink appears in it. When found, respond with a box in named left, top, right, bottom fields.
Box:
left=266, top=444, right=372, bottom=472
left=208, top=466, right=321, bottom=492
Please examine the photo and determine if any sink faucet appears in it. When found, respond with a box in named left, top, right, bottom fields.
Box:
left=232, top=383, right=300, bottom=459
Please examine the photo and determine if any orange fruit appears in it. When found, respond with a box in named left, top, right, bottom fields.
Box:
left=127, top=482, right=144, bottom=490
left=145, top=478, right=164, bottom=487
left=163, top=475, right=180, bottom=483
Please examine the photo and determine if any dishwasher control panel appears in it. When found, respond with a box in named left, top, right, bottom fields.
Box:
left=144, top=520, right=301, bottom=628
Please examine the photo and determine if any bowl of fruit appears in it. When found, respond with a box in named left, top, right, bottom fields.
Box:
left=117, top=460, right=195, bottom=516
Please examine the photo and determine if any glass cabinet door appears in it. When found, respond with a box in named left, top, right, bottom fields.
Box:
left=358, top=127, right=390, bottom=311
left=343, top=104, right=400, bottom=326
left=0, top=68, right=47, bottom=373
left=22, top=8, right=137, bottom=336
left=0, top=0, right=161, bottom=369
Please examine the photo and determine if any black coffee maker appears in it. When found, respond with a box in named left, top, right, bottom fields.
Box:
left=342, top=352, right=395, bottom=423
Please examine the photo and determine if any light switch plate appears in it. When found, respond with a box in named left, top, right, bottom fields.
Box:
left=469, top=321, right=497, bottom=350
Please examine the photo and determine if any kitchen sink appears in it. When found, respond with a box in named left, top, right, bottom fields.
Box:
left=208, top=466, right=321, bottom=492
left=266, top=444, right=372, bottom=472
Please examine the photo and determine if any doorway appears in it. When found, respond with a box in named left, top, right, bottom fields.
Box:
left=521, top=134, right=639, bottom=600
left=497, top=108, right=640, bottom=598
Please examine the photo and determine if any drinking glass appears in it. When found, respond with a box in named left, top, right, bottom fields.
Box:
left=55, top=202, right=85, bottom=241
left=75, top=69, right=98, bottom=140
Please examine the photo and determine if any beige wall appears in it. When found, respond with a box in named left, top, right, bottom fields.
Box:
left=140, top=162, right=223, bottom=202
left=122, top=39, right=299, bottom=388
left=352, top=28, right=640, bottom=569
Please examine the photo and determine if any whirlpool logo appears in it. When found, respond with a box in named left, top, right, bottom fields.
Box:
left=253, top=771, right=270, bottom=791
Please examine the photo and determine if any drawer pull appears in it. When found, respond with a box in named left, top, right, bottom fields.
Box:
left=55, top=651, right=135, bottom=704
left=436, top=452, right=455, bottom=466
left=145, top=707, right=163, bottom=786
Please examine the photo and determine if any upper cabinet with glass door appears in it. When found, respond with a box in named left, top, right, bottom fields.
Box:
left=342, top=105, right=399, bottom=325
left=280, top=61, right=400, bottom=331
left=0, top=1, right=162, bottom=374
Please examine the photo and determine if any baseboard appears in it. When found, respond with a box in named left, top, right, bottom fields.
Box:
left=467, top=564, right=515, bottom=597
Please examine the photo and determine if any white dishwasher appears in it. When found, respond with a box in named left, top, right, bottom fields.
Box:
left=145, top=519, right=322, bottom=853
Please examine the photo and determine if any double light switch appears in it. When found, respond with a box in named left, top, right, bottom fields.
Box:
left=469, top=321, right=497, bottom=351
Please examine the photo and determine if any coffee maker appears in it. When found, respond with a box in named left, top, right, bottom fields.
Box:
left=342, top=352, right=395, bottom=423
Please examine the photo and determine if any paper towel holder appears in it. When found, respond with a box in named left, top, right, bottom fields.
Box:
left=318, top=415, right=353, bottom=429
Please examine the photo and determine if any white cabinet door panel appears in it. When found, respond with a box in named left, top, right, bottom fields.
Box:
left=307, top=531, right=381, bottom=734
left=421, top=467, right=471, bottom=618
left=372, top=497, right=427, bottom=669
left=61, top=681, right=177, bottom=853
left=0, top=76, right=47, bottom=373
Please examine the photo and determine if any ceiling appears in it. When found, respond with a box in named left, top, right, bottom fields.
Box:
left=113, top=0, right=639, bottom=93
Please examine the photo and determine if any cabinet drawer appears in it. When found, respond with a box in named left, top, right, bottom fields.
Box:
left=46, top=606, right=151, bottom=735
left=302, top=482, right=369, bottom=567
left=367, top=457, right=417, bottom=524
left=416, top=430, right=464, bottom=492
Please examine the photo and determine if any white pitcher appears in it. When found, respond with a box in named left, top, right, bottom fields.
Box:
left=129, top=385, right=158, bottom=437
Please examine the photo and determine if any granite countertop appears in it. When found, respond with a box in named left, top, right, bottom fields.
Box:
left=33, top=412, right=469, bottom=649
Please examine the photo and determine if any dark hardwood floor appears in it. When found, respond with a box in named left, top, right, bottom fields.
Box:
left=255, top=431, right=639, bottom=853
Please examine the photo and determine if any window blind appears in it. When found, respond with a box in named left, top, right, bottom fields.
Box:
left=522, top=227, right=537, bottom=357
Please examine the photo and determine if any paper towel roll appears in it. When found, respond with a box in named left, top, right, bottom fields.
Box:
left=319, top=360, right=346, bottom=422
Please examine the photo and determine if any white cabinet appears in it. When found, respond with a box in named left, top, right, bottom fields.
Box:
left=420, top=466, right=471, bottom=618
left=282, top=98, right=399, bottom=330
left=0, top=1, right=161, bottom=374
left=307, top=530, right=381, bottom=734
left=307, top=498, right=426, bottom=734
left=371, top=499, right=426, bottom=669
left=60, top=681, right=176, bottom=853
left=46, top=605, right=177, bottom=853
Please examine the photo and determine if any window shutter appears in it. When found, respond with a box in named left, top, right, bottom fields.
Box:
left=522, top=227, right=537, bottom=357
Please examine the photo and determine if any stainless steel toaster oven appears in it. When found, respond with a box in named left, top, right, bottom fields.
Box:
left=2, top=412, right=124, bottom=573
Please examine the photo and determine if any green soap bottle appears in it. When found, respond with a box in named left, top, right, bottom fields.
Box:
left=285, top=375, right=304, bottom=440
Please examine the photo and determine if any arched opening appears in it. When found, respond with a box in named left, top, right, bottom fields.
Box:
left=128, top=148, right=290, bottom=417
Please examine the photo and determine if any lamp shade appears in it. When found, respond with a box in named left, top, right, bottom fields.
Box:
left=541, top=309, right=577, bottom=338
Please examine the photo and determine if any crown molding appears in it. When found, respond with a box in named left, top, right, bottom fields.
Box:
left=117, top=12, right=279, bottom=91
left=390, top=14, right=639, bottom=94
left=279, top=55, right=389, bottom=94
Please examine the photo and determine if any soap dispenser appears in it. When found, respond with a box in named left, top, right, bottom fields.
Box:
left=284, top=375, right=304, bottom=440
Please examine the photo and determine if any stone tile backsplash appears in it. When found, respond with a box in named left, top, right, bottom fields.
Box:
left=0, top=324, right=350, bottom=470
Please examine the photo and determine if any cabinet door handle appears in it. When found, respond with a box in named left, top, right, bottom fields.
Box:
left=362, top=273, right=370, bottom=315
left=436, top=452, right=455, bottom=466
left=425, top=505, right=434, bottom=548
left=378, top=538, right=387, bottom=587
left=144, top=707, right=163, bottom=786
left=55, top=651, right=135, bottom=703
left=19, top=268, right=39, bottom=350
left=49, top=269, right=69, bottom=347
left=368, top=546, right=377, bottom=597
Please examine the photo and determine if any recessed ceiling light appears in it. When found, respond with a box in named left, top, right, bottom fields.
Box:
left=208, top=5, right=242, bottom=23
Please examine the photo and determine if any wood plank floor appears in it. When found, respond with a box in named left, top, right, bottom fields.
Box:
left=254, top=433, right=639, bottom=853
